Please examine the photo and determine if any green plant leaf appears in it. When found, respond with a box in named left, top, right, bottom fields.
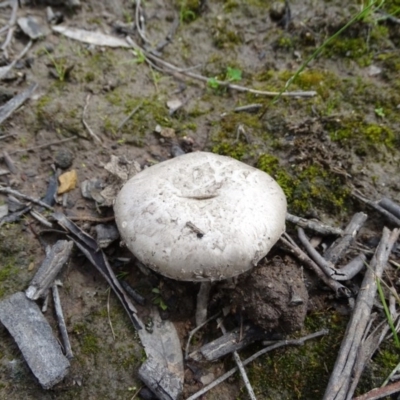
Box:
left=207, top=77, right=220, bottom=89
left=226, top=67, right=242, bottom=82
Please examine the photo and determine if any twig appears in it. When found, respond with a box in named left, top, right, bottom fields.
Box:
left=2, top=150, right=17, bottom=174
left=30, top=210, right=53, bottom=228
left=125, top=36, right=317, bottom=98
left=25, top=240, right=73, bottom=300
left=186, top=329, right=328, bottom=400
left=353, top=380, right=400, bottom=400
left=107, top=288, right=116, bottom=340
left=378, top=197, right=400, bottom=220
left=66, top=215, right=115, bottom=223
left=0, top=40, right=32, bottom=80
left=298, top=228, right=364, bottom=281
left=52, top=282, right=74, bottom=359
left=155, top=13, right=179, bottom=52
left=234, top=103, right=263, bottom=113
left=286, top=213, right=344, bottom=236
left=82, top=94, right=102, bottom=143
left=279, top=233, right=351, bottom=297
left=324, top=212, right=368, bottom=264
left=185, top=311, right=221, bottom=360
left=352, top=190, right=400, bottom=226
left=0, top=0, right=18, bottom=58
left=0, top=82, right=38, bottom=126
left=5, top=137, right=77, bottom=156
left=217, top=318, right=257, bottom=400
left=322, top=227, right=399, bottom=400
left=117, top=102, right=142, bottom=132
left=135, top=0, right=150, bottom=46
left=0, top=133, right=16, bottom=140
left=0, top=186, right=54, bottom=210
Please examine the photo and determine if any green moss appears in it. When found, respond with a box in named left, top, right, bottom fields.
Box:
left=328, top=119, right=396, bottom=153
left=211, top=17, right=242, bottom=49
left=177, top=0, right=200, bottom=23
left=73, top=324, right=100, bottom=355
left=257, top=153, right=349, bottom=215
left=246, top=311, right=348, bottom=399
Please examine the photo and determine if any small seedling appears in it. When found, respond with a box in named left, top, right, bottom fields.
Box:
left=151, top=288, right=168, bottom=311
left=207, top=67, right=243, bottom=90
left=44, top=48, right=72, bottom=82
left=375, top=107, right=385, bottom=118
left=226, top=67, right=242, bottom=82
left=376, top=277, right=400, bottom=348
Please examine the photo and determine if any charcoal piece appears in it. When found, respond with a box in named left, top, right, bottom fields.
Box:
left=0, top=292, right=70, bottom=389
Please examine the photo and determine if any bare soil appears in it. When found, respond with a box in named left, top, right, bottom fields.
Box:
left=1, top=0, right=400, bottom=399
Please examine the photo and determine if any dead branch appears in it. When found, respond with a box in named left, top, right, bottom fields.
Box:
left=82, top=94, right=102, bottom=143
left=286, top=213, right=344, bottom=236
left=186, top=329, right=328, bottom=400
left=217, top=318, right=256, bottom=400
left=52, top=282, right=74, bottom=359
left=353, top=380, right=400, bottom=400
left=322, top=227, right=399, bottom=400
left=25, top=240, right=73, bottom=300
left=378, top=197, right=400, bottom=220
left=0, top=185, right=54, bottom=210
left=298, top=228, right=364, bottom=281
left=0, top=82, right=38, bottom=126
left=324, top=212, right=368, bottom=264
left=352, top=191, right=400, bottom=226
left=125, top=36, right=317, bottom=98
left=279, top=233, right=351, bottom=297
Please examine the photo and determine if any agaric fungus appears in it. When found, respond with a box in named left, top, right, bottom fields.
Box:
left=114, top=152, right=287, bottom=325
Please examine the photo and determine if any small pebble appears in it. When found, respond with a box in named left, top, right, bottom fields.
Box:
left=55, top=148, right=74, bottom=169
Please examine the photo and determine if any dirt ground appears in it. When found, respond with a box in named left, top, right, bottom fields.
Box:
left=1, top=0, right=400, bottom=399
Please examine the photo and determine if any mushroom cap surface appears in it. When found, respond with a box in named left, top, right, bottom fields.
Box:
left=114, top=152, right=287, bottom=282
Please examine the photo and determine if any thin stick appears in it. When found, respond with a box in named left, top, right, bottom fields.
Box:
left=186, top=329, right=328, bottom=400
left=0, top=186, right=54, bottom=210
left=125, top=36, right=316, bottom=98
left=5, top=137, right=77, bottom=156
left=217, top=318, right=257, bottom=400
left=117, top=102, right=142, bottom=132
left=0, top=40, right=32, bottom=80
left=280, top=234, right=351, bottom=297
left=107, top=288, right=116, bottom=340
left=82, top=94, right=102, bottom=143
left=286, top=213, right=344, bottom=236
left=322, top=227, right=399, bottom=400
left=353, top=380, right=400, bottom=400
left=0, top=0, right=18, bottom=57
left=185, top=311, right=221, bottom=360
left=52, top=283, right=74, bottom=359
left=0, top=133, right=16, bottom=140
left=324, top=212, right=368, bottom=264
left=352, top=191, right=400, bottom=227
left=298, top=228, right=364, bottom=281
left=378, top=198, right=400, bottom=220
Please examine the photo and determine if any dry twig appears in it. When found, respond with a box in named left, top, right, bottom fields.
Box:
left=286, top=213, right=344, bottom=236
left=52, top=282, right=74, bottom=359
left=0, top=185, right=54, bottom=210
left=322, top=227, right=400, bottom=400
left=217, top=318, right=256, bottom=400
left=324, top=212, right=368, bottom=264
left=187, top=329, right=328, bottom=400
left=280, top=233, right=351, bottom=296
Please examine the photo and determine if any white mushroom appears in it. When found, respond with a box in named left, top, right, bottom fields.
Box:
left=114, top=151, right=287, bottom=325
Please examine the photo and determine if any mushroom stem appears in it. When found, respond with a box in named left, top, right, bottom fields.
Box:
left=195, top=282, right=212, bottom=326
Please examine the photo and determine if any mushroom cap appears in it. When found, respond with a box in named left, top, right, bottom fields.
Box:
left=114, top=152, right=287, bottom=282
